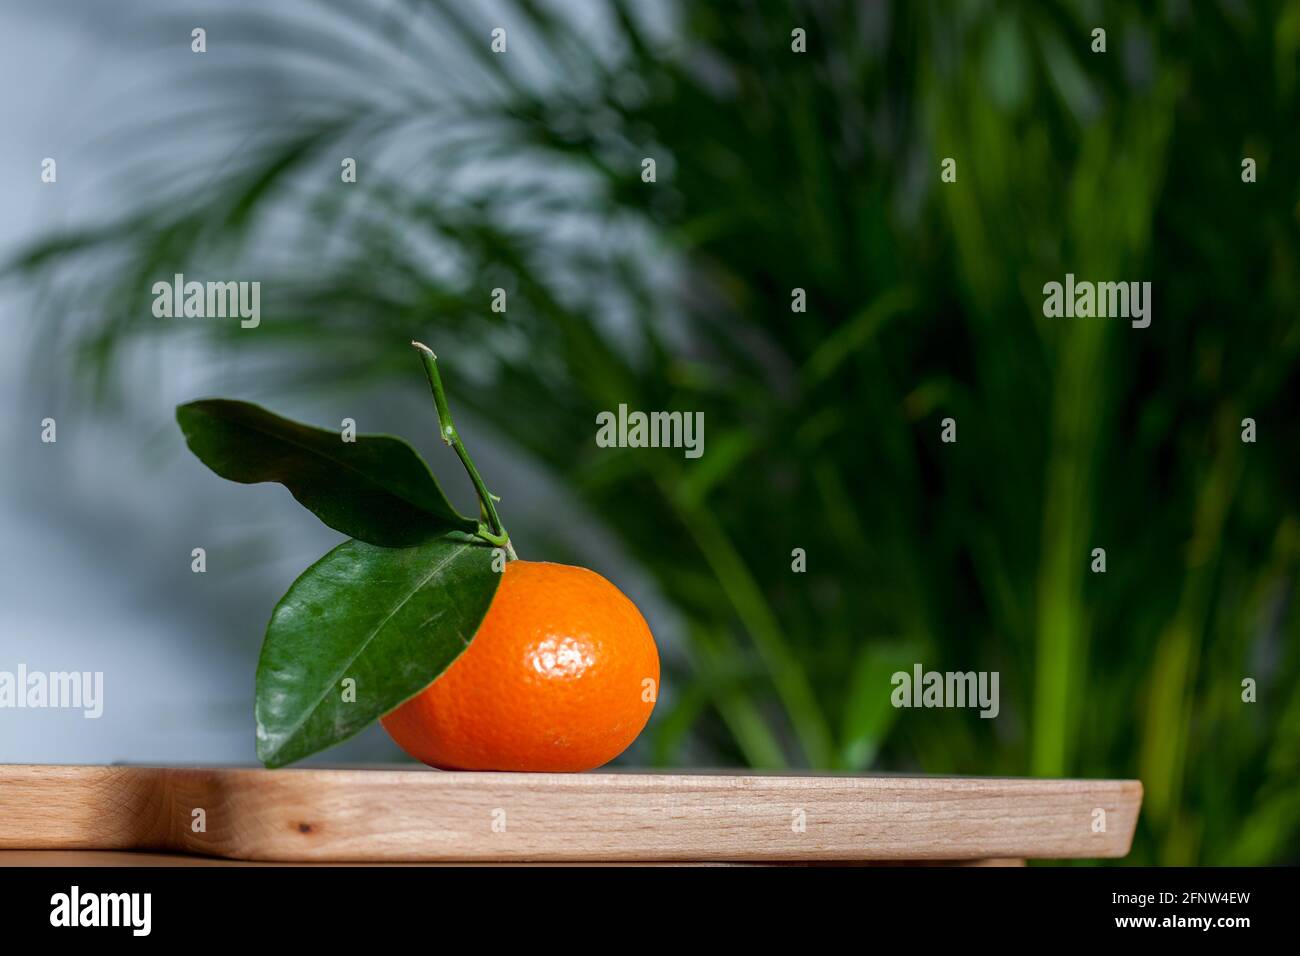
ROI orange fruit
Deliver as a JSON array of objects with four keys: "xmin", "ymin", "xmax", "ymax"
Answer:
[{"xmin": 381, "ymin": 560, "xmax": 660, "ymax": 772}]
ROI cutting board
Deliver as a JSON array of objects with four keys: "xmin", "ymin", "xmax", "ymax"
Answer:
[{"xmin": 0, "ymin": 765, "xmax": 1142, "ymax": 863}]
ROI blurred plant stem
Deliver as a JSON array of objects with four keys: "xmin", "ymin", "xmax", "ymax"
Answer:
[
  {"xmin": 1141, "ymin": 410, "xmax": 1241, "ymax": 863},
  {"xmin": 657, "ymin": 469, "xmax": 836, "ymax": 768}
]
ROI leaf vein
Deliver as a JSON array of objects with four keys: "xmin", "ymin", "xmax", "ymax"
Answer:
[
  {"xmin": 192, "ymin": 405, "xmax": 463, "ymax": 523},
  {"xmin": 270, "ymin": 544, "xmax": 474, "ymax": 755}
]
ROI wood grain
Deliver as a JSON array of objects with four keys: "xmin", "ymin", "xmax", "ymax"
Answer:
[
  {"xmin": 0, "ymin": 850, "xmax": 1027, "ymax": 867},
  {"xmin": 0, "ymin": 765, "xmax": 1141, "ymax": 863}
]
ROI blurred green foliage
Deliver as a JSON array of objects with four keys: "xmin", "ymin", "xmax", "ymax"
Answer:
[{"xmin": 9, "ymin": 0, "xmax": 1300, "ymax": 865}]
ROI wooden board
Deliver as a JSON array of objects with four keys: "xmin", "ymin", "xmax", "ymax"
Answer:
[
  {"xmin": 0, "ymin": 850, "xmax": 1027, "ymax": 867},
  {"xmin": 0, "ymin": 765, "xmax": 1141, "ymax": 863}
]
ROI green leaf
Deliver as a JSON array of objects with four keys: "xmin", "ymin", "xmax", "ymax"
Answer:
[
  {"xmin": 176, "ymin": 399, "xmax": 476, "ymax": 546},
  {"xmin": 255, "ymin": 533, "xmax": 501, "ymax": 768},
  {"xmin": 840, "ymin": 642, "xmax": 918, "ymax": 771}
]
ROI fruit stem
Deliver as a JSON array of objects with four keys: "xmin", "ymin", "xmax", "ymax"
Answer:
[{"xmin": 411, "ymin": 342, "xmax": 517, "ymax": 560}]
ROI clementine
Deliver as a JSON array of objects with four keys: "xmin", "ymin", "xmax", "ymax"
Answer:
[{"xmin": 381, "ymin": 560, "xmax": 660, "ymax": 772}]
